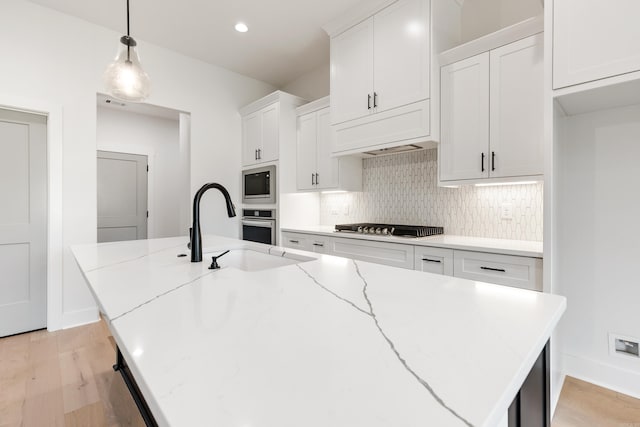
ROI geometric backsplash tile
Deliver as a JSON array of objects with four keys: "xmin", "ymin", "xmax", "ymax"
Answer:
[{"xmin": 320, "ymin": 148, "xmax": 543, "ymax": 241}]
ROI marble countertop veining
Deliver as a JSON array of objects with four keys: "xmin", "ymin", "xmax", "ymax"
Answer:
[
  {"xmin": 281, "ymin": 226, "xmax": 544, "ymax": 258},
  {"xmin": 72, "ymin": 235, "xmax": 564, "ymax": 427}
]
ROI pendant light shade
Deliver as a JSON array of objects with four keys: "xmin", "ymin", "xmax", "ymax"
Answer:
[{"xmin": 104, "ymin": 0, "xmax": 150, "ymax": 102}]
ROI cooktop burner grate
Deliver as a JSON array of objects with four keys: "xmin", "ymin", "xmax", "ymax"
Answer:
[{"xmin": 334, "ymin": 223, "xmax": 444, "ymax": 238}]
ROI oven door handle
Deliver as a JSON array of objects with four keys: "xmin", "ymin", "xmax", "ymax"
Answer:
[{"xmin": 242, "ymin": 219, "xmax": 275, "ymax": 228}]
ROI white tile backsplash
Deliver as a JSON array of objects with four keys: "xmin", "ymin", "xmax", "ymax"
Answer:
[{"xmin": 320, "ymin": 149, "xmax": 543, "ymax": 241}]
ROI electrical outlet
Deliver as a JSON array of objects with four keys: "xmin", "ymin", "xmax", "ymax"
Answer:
[
  {"xmin": 501, "ymin": 203, "xmax": 513, "ymax": 220},
  {"xmin": 609, "ymin": 333, "xmax": 640, "ymax": 359}
]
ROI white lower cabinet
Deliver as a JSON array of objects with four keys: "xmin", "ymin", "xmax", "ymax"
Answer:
[
  {"xmin": 453, "ymin": 250, "xmax": 542, "ymax": 291},
  {"xmin": 414, "ymin": 246, "xmax": 454, "ymax": 276},
  {"xmin": 282, "ymin": 232, "xmax": 329, "ymax": 254},
  {"xmin": 282, "ymin": 231, "xmax": 542, "ymax": 290},
  {"xmin": 329, "ymin": 237, "xmax": 415, "ymax": 270}
]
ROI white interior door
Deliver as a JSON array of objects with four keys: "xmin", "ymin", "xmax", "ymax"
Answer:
[
  {"xmin": 97, "ymin": 151, "xmax": 148, "ymax": 243},
  {"xmin": 0, "ymin": 109, "xmax": 47, "ymax": 337}
]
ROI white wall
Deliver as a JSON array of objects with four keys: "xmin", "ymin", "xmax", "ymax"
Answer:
[
  {"xmin": 96, "ymin": 107, "xmax": 184, "ymax": 239},
  {"xmin": 0, "ymin": 0, "xmax": 275, "ymax": 330},
  {"xmin": 555, "ymin": 104, "xmax": 640, "ymax": 398},
  {"xmin": 461, "ymin": 0, "xmax": 542, "ymax": 43},
  {"xmin": 281, "ymin": 64, "xmax": 330, "ymax": 102}
]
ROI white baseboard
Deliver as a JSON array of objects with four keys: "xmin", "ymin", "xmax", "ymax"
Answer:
[
  {"xmin": 60, "ymin": 306, "xmax": 100, "ymax": 330},
  {"xmin": 562, "ymin": 352, "xmax": 640, "ymax": 399}
]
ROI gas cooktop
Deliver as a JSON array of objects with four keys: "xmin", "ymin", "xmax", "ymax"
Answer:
[{"xmin": 334, "ymin": 223, "xmax": 444, "ymax": 238}]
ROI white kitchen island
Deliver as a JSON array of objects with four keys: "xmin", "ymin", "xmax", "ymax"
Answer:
[{"xmin": 72, "ymin": 235, "xmax": 565, "ymax": 427}]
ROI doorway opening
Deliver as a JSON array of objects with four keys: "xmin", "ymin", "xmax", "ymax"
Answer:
[{"xmin": 96, "ymin": 94, "xmax": 191, "ymax": 243}]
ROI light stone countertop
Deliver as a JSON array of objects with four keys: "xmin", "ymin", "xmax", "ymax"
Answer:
[
  {"xmin": 72, "ymin": 235, "xmax": 564, "ymax": 427},
  {"xmin": 281, "ymin": 226, "xmax": 544, "ymax": 258}
]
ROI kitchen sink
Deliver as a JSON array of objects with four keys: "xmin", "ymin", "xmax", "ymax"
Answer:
[{"xmin": 204, "ymin": 248, "xmax": 314, "ymax": 272}]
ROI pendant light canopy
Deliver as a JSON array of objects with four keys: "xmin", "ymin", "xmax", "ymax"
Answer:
[{"xmin": 104, "ymin": 0, "xmax": 150, "ymax": 102}]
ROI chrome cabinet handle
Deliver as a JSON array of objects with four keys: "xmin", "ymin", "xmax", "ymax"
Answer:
[
  {"xmin": 373, "ymin": 92, "xmax": 378, "ymax": 108},
  {"xmin": 368, "ymin": 94, "xmax": 372, "ymax": 110},
  {"xmin": 481, "ymin": 266, "xmax": 506, "ymax": 273},
  {"xmin": 289, "ymin": 240, "xmax": 299, "ymax": 244},
  {"xmin": 491, "ymin": 151, "xmax": 496, "ymax": 172},
  {"xmin": 481, "ymin": 152, "xmax": 485, "ymax": 172},
  {"xmin": 255, "ymin": 149, "xmax": 257, "ymax": 160},
  {"xmin": 313, "ymin": 243, "xmax": 324, "ymax": 247},
  {"xmin": 315, "ymin": 173, "xmax": 319, "ymax": 185},
  {"xmin": 422, "ymin": 258, "xmax": 442, "ymax": 263},
  {"xmin": 257, "ymin": 148, "xmax": 261, "ymax": 160}
]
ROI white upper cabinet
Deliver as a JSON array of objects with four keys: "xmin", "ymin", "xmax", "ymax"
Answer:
[
  {"xmin": 330, "ymin": 18, "xmax": 375, "ymax": 125},
  {"xmin": 373, "ymin": 0, "xmax": 430, "ymax": 113},
  {"xmin": 439, "ymin": 25, "xmax": 544, "ymax": 184},
  {"xmin": 490, "ymin": 34, "xmax": 544, "ymax": 178},
  {"xmin": 553, "ymin": 0, "xmax": 640, "ymax": 90},
  {"xmin": 315, "ymin": 108, "xmax": 340, "ymax": 189},
  {"xmin": 241, "ymin": 103, "xmax": 280, "ymax": 167},
  {"xmin": 296, "ymin": 113, "xmax": 318, "ymax": 191},
  {"xmin": 296, "ymin": 97, "xmax": 362, "ymax": 192},
  {"xmin": 325, "ymin": 0, "xmax": 461, "ymax": 156},
  {"xmin": 440, "ymin": 53, "xmax": 490, "ymax": 182},
  {"xmin": 240, "ymin": 91, "xmax": 306, "ymax": 168}
]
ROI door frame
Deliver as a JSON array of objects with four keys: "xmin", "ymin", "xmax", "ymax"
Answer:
[{"xmin": 0, "ymin": 94, "xmax": 64, "ymax": 331}]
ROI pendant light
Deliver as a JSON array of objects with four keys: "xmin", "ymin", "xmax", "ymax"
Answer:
[{"xmin": 104, "ymin": 0, "xmax": 150, "ymax": 102}]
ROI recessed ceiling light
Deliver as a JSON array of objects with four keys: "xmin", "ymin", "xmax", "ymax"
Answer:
[{"xmin": 235, "ymin": 22, "xmax": 248, "ymax": 33}]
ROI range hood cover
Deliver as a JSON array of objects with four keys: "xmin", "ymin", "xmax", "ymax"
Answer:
[{"xmin": 363, "ymin": 144, "xmax": 423, "ymax": 156}]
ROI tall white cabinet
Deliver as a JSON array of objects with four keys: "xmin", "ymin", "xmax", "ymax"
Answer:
[
  {"xmin": 324, "ymin": 0, "xmax": 461, "ymax": 156},
  {"xmin": 296, "ymin": 97, "xmax": 362, "ymax": 192},
  {"xmin": 439, "ymin": 19, "xmax": 544, "ymax": 185}
]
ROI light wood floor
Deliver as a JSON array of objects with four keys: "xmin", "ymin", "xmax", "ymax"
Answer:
[{"xmin": 1, "ymin": 321, "xmax": 640, "ymax": 426}]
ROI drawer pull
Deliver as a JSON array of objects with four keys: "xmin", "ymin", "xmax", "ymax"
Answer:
[
  {"xmin": 289, "ymin": 240, "xmax": 299, "ymax": 244},
  {"xmin": 422, "ymin": 258, "xmax": 441, "ymax": 263},
  {"xmin": 481, "ymin": 266, "xmax": 506, "ymax": 273},
  {"xmin": 313, "ymin": 243, "xmax": 324, "ymax": 247}
]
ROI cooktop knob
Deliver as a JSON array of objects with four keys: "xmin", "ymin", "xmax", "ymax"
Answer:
[
  {"xmin": 382, "ymin": 228, "xmax": 389, "ymax": 235},
  {"xmin": 357, "ymin": 226, "xmax": 363, "ymax": 233},
  {"xmin": 375, "ymin": 227, "xmax": 382, "ymax": 234}
]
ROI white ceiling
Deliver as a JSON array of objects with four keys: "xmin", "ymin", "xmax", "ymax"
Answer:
[{"xmin": 26, "ymin": 0, "xmax": 365, "ymax": 87}]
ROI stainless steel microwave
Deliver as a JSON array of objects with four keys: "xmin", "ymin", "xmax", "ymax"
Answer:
[{"xmin": 242, "ymin": 165, "xmax": 276, "ymax": 204}]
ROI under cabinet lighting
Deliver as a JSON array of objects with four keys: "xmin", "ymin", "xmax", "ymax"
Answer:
[
  {"xmin": 235, "ymin": 22, "xmax": 249, "ymax": 33},
  {"xmin": 321, "ymin": 190, "xmax": 348, "ymax": 194},
  {"xmin": 475, "ymin": 181, "xmax": 538, "ymax": 187}
]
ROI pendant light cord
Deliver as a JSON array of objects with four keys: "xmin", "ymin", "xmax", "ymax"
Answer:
[{"xmin": 126, "ymin": 0, "xmax": 131, "ymax": 62}]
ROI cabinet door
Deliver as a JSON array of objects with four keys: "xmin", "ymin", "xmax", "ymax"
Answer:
[
  {"xmin": 296, "ymin": 113, "xmax": 317, "ymax": 191},
  {"xmin": 489, "ymin": 34, "xmax": 544, "ymax": 178},
  {"xmin": 414, "ymin": 246, "xmax": 453, "ymax": 276},
  {"xmin": 260, "ymin": 103, "xmax": 279, "ymax": 163},
  {"xmin": 282, "ymin": 232, "xmax": 314, "ymax": 252},
  {"xmin": 242, "ymin": 112, "xmax": 261, "ymax": 167},
  {"xmin": 330, "ymin": 18, "xmax": 375, "ymax": 125},
  {"xmin": 315, "ymin": 108, "xmax": 339, "ymax": 189},
  {"xmin": 553, "ymin": 0, "xmax": 640, "ymax": 89},
  {"xmin": 440, "ymin": 53, "xmax": 490, "ymax": 182},
  {"xmin": 373, "ymin": 0, "xmax": 430, "ymax": 113},
  {"xmin": 329, "ymin": 237, "xmax": 415, "ymax": 270}
]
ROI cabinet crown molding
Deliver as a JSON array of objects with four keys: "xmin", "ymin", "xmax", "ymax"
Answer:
[
  {"xmin": 296, "ymin": 96, "xmax": 330, "ymax": 116},
  {"xmin": 240, "ymin": 90, "xmax": 307, "ymax": 117},
  {"xmin": 439, "ymin": 15, "xmax": 543, "ymax": 66},
  {"xmin": 322, "ymin": 0, "xmax": 397, "ymax": 38}
]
